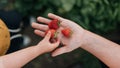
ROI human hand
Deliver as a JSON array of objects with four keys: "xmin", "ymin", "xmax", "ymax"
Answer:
[
  {"xmin": 36, "ymin": 31, "xmax": 60, "ymax": 53},
  {"xmin": 32, "ymin": 13, "xmax": 85, "ymax": 56}
]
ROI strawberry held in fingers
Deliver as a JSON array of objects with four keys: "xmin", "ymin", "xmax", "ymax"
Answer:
[
  {"xmin": 61, "ymin": 28, "xmax": 72, "ymax": 38},
  {"xmin": 45, "ymin": 29, "xmax": 57, "ymax": 39},
  {"xmin": 48, "ymin": 19, "xmax": 60, "ymax": 30}
]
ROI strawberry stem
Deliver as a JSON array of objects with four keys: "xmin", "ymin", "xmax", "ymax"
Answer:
[
  {"xmin": 58, "ymin": 21, "xmax": 61, "ymax": 27},
  {"xmin": 54, "ymin": 31, "xmax": 59, "ymax": 38}
]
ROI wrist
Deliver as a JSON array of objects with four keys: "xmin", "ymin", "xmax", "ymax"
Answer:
[
  {"xmin": 34, "ymin": 45, "xmax": 46, "ymax": 54},
  {"xmin": 80, "ymin": 30, "xmax": 91, "ymax": 48},
  {"xmin": 80, "ymin": 30, "xmax": 96, "ymax": 49}
]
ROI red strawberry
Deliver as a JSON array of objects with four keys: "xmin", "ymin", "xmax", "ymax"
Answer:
[
  {"xmin": 48, "ymin": 19, "xmax": 60, "ymax": 30},
  {"xmin": 61, "ymin": 28, "xmax": 72, "ymax": 38},
  {"xmin": 45, "ymin": 29, "xmax": 57, "ymax": 38}
]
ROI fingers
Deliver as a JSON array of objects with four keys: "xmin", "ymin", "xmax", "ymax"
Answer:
[
  {"xmin": 48, "ymin": 13, "xmax": 69, "ymax": 28},
  {"xmin": 48, "ymin": 13, "xmax": 64, "ymax": 22},
  {"xmin": 44, "ymin": 31, "xmax": 51, "ymax": 41},
  {"xmin": 51, "ymin": 39, "xmax": 60, "ymax": 49},
  {"xmin": 34, "ymin": 30, "xmax": 45, "ymax": 37},
  {"xmin": 37, "ymin": 17, "xmax": 51, "ymax": 24},
  {"xmin": 52, "ymin": 47, "xmax": 67, "ymax": 57},
  {"xmin": 32, "ymin": 22, "xmax": 48, "ymax": 31}
]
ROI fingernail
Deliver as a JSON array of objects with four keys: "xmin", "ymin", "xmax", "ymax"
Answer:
[
  {"xmin": 48, "ymin": 31, "xmax": 51, "ymax": 34},
  {"xmin": 47, "ymin": 31, "xmax": 51, "ymax": 35},
  {"xmin": 37, "ymin": 17, "xmax": 40, "ymax": 20},
  {"xmin": 48, "ymin": 13, "xmax": 52, "ymax": 15}
]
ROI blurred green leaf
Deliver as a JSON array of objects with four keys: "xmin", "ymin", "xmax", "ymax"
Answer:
[
  {"xmin": 60, "ymin": 0, "xmax": 76, "ymax": 12},
  {"xmin": 103, "ymin": 0, "xmax": 109, "ymax": 5},
  {"xmin": 76, "ymin": 0, "xmax": 82, "ymax": 7}
]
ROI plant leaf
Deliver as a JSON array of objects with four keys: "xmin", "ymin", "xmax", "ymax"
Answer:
[{"xmin": 60, "ymin": 0, "xmax": 76, "ymax": 12}]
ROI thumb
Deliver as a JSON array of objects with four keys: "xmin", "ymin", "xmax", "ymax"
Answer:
[
  {"xmin": 44, "ymin": 31, "xmax": 51, "ymax": 41},
  {"xmin": 52, "ymin": 39, "xmax": 60, "ymax": 48},
  {"xmin": 51, "ymin": 47, "xmax": 67, "ymax": 57}
]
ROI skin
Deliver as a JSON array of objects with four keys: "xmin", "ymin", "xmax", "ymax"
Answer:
[
  {"xmin": 32, "ymin": 13, "xmax": 120, "ymax": 68},
  {"xmin": 0, "ymin": 31, "xmax": 60, "ymax": 68}
]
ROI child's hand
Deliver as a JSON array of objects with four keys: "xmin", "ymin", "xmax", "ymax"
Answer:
[
  {"xmin": 37, "ymin": 31, "xmax": 60, "ymax": 53},
  {"xmin": 32, "ymin": 13, "xmax": 85, "ymax": 56}
]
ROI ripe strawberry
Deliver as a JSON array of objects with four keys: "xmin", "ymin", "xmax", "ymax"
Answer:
[
  {"xmin": 48, "ymin": 19, "xmax": 60, "ymax": 30},
  {"xmin": 45, "ymin": 29, "xmax": 57, "ymax": 38},
  {"xmin": 61, "ymin": 28, "xmax": 72, "ymax": 38}
]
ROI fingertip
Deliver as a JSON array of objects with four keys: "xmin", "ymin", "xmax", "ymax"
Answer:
[
  {"xmin": 51, "ymin": 50, "xmax": 61, "ymax": 57},
  {"xmin": 34, "ymin": 30, "xmax": 38, "ymax": 34},
  {"xmin": 47, "ymin": 31, "xmax": 51, "ymax": 35},
  {"xmin": 52, "ymin": 50, "xmax": 59, "ymax": 57},
  {"xmin": 53, "ymin": 39, "xmax": 60, "ymax": 47},
  {"xmin": 34, "ymin": 30, "xmax": 39, "ymax": 36},
  {"xmin": 44, "ymin": 31, "xmax": 51, "ymax": 40},
  {"xmin": 31, "ymin": 22, "xmax": 36, "ymax": 27},
  {"xmin": 51, "ymin": 47, "xmax": 66, "ymax": 57},
  {"xmin": 51, "ymin": 53, "xmax": 57, "ymax": 57},
  {"xmin": 34, "ymin": 30, "xmax": 45, "ymax": 37},
  {"xmin": 37, "ymin": 17, "xmax": 40, "ymax": 21},
  {"xmin": 48, "ymin": 13, "xmax": 52, "ymax": 16},
  {"xmin": 48, "ymin": 13, "xmax": 56, "ymax": 18}
]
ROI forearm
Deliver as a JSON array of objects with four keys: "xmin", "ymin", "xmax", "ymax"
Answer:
[
  {"xmin": 0, "ymin": 45, "xmax": 44, "ymax": 68},
  {"xmin": 81, "ymin": 30, "xmax": 120, "ymax": 68}
]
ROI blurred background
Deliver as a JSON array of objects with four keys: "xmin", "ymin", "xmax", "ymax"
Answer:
[{"xmin": 0, "ymin": 0, "xmax": 120, "ymax": 68}]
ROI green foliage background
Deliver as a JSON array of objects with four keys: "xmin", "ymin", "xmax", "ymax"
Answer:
[{"xmin": 14, "ymin": 0, "xmax": 120, "ymax": 34}]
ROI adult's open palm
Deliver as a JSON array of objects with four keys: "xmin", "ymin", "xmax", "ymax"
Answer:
[{"xmin": 32, "ymin": 13, "xmax": 85, "ymax": 56}]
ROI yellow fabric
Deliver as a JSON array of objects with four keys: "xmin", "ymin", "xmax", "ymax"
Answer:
[{"xmin": 0, "ymin": 19, "xmax": 10, "ymax": 56}]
